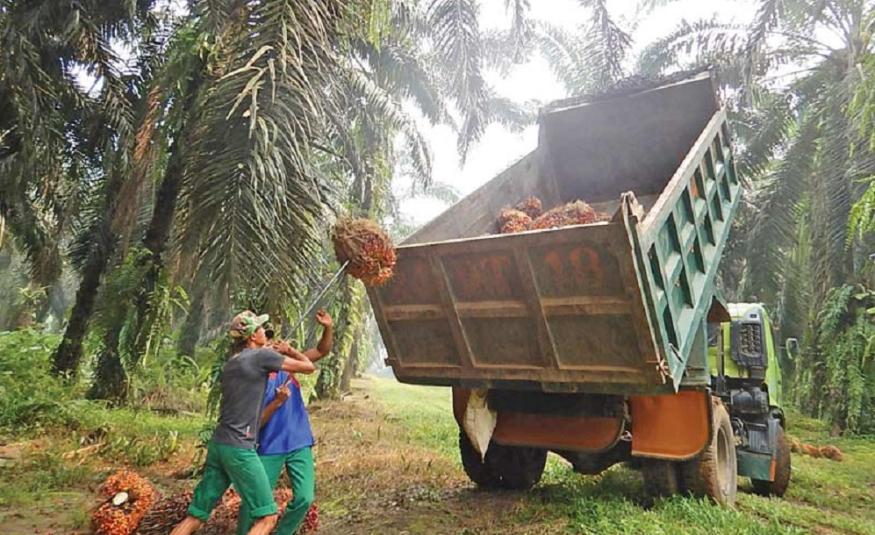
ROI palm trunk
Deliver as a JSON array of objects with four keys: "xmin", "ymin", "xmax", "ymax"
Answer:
[
  {"xmin": 339, "ymin": 336, "xmax": 358, "ymax": 393},
  {"xmin": 177, "ymin": 286, "xmax": 206, "ymax": 356},
  {"xmin": 87, "ymin": 326, "xmax": 128, "ymax": 403},
  {"xmin": 128, "ymin": 143, "xmax": 187, "ymax": 358},
  {"xmin": 52, "ymin": 262, "xmax": 105, "ymax": 373},
  {"xmin": 52, "ymin": 176, "xmax": 122, "ymax": 375},
  {"xmin": 90, "ymin": 71, "xmax": 203, "ymax": 399}
]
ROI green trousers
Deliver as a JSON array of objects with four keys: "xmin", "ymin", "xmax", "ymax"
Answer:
[
  {"xmin": 188, "ymin": 440, "xmax": 278, "ymax": 522},
  {"xmin": 237, "ymin": 447, "xmax": 315, "ymax": 535}
]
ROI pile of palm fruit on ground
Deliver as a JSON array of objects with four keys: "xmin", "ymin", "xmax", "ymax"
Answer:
[
  {"xmin": 91, "ymin": 470, "xmax": 319, "ymax": 534},
  {"xmin": 496, "ymin": 196, "xmax": 610, "ymax": 234},
  {"xmin": 92, "ymin": 470, "xmax": 157, "ymax": 535}
]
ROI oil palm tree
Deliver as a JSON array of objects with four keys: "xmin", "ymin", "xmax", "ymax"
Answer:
[
  {"xmin": 634, "ymin": 0, "xmax": 875, "ymax": 429},
  {"xmin": 0, "ymin": 0, "xmax": 161, "ymax": 373},
  {"xmin": 86, "ymin": 0, "xmax": 350, "ymax": 401}
]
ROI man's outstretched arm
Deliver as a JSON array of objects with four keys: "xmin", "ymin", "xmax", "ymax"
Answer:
[
  {"xmin": 279, "ymin": 351, "xmax": 315, "ymax": 374},
  {"xmin": 303, "ymin": 310, "xmax": 333, "ymax": 363}
]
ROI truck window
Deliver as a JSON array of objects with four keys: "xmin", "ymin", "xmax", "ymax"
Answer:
[{"xmin": 707, "ymin": 323, "xmax": 720, "ymax": 347}]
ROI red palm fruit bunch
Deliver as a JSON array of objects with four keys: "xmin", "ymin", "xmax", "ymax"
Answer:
[
  {"xmin": 332, "ymin": 217, "xmax": 397, "ymax": 286},
  {"xmin": 301, "ymin": 503, "xmax": 320, "ymax": 533},
  {"xmin": 514, "ymin": 196, "xmax": 543, "ymax": 219},
  {"xmin": 497, "ymin": 208, "xmax": 532, "ymax": 234},
  {"xmin": 92, "ymin": 470, "xmax": 158, "ymax": 535},
  {"xmin": 530, "ymin": 200, "xmax": 598, "ymax": 230},
  {"xmin": 135, "ymin": 490, "xmax": 192, "ymax": 534}
]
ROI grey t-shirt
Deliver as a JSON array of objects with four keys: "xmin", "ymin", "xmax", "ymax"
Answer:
[{"xmin": 212, "ymin": 347, "xmax": 285, "ymax": 448}]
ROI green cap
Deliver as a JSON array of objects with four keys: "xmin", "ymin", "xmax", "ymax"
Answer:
[{"xmin": 229, "ymin": 310, "xmax": 269, "ymax": 339}]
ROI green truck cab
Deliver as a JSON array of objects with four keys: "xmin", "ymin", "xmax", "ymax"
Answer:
[{"xmin": 708, "ymin": 302, "xmax": 790, "ymax": 496}]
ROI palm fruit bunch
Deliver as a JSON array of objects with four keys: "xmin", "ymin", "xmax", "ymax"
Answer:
[
  {"xmin": 332, "ymin": 217, "xmax": 397, "ymax": 286},
  {"xmin": 300, "ymin": 503, "xmax": 320, "ymax": 533},
  {"xmin": 530, "ymin": 200, "xmax": 597, "ymax": 230},
  {"xmin": 514, "ymin": 196, "xmax": 543, "ymax": 219},
  {"xmin": 92, "ymin": 470, "xmax": 158, "ymax": 535},
  {"xmin": 497, "ymin": 208, "xmax": 532, "ymax": 234},
  {"xmin": 135, "ymin": 490, "xmax": 192, "ymax": 534}
]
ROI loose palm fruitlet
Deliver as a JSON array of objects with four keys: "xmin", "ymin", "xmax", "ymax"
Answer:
[
  {"xmin": 301, "ymin": 503, "xmax": 320, "ymax": 533},
  {"xmin": 514, "ymin": 196, "xmax": 543, "ymax": 219},
  {"xmin": 530, "ymin": 200, "xmax": 598, "ymax": 230},
  {"xmin": 498, "ymin": 208, "xmax": 532, "ymax": 234},
  {"xmin": 332, "ymin": 217, "xmax": 397, "ymax": 286},
  {"xmin": 92, "ymin": 470, "xmax": 158, "ymax": 535}
]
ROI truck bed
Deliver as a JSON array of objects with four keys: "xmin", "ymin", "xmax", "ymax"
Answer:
[{"xmin": 369, "ymin": 72, "xmax": 740, "ymax": 395}]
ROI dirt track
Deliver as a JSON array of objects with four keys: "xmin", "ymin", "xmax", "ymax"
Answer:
[{"xmin": 311, "ymin": 381, "xmax": 559, "ymax": 534}]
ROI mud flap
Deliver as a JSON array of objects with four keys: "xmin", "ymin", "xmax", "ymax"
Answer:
[{"xmin": 462, "ymin": 389, "xmax": 497, "ymax": 460}]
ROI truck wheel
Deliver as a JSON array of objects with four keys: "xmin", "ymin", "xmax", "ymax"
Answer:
[
  {"xmin": 641, "ymin": 460, "xmax": 680, "ymax": 498},
  {"xmin": 751, "ymin": 426, "xmax": 791, "ymax": 497},
  {"xmin": 459, "ymin": 431, "xmax": 501, "ymax": 488},
  {"xmin": 487, "ymin": 442, "xmax": 548, "ymax": 490},
  {"xmin": 679, "ymin": 399, "xmax": 737, "ymax": 506}
]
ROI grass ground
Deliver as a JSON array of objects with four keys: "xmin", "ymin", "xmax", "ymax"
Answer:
[
  {"xmin": 1, "ymin": 375, "xmax": 873, "ymax": 534},
  {"xmin": 346, "ymin": 377, "xmax": 875, "ymax": 535}
]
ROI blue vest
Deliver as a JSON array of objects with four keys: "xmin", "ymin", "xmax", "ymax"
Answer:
[{"xmin": 257, "ymin": 371, "xmax": 314, "ymax": 455}]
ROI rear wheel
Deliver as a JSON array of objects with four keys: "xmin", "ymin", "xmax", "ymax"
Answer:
[
  {"xmin": 458, "ymin": 431, "xmax": 547, "ymax": 490},
  {"xmin": 487, "ymin": 441, "xmax": 547, "ymax": 490},
  {"xmin": 751, "ymin": 426, "xmax": 791, "ymax": 497},
  {"xmin": 641, "ymin": 460, "xmax": 680, "ymax": 498},
  {"xmin": 459, "ymin": 431, "xmax": 501, "ymax": 488},
  {"xmin": 679, "ymin": 399, "xmax": 737, "ymax": 506}
]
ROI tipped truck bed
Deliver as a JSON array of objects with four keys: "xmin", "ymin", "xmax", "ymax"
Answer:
[{"xmin": 369, "ymin": 72, "xmax": 741, "ymax": 395}]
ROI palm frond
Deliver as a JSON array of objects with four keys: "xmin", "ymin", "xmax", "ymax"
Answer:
[
  {"xmin": 484, "ymin": 92, "xmax": 535, "ymax": 132},
  {"xmin": 577, "ymin": 0, "xmax": 632, "ymax": 86},
  {"xmin": 733, "ymin": 89, "xmax": 794, "ymax": 179},
  {"xmin": 741, "ymin": 111, "xmax": 819, "ymax": 302},
  {"xmin": 505, "ymin": 0, "xmax": 531, "ymax": 63},
  {"xmin": 533, "ymin": 22, "xmax": 591, "ymax": 94},
  {"xmin": 409, "ymin": 180, "xmax": 461, "ymax": 204},
  {"xmin": 427, "ymin": 0, "xmax": 487, "ymax": 161},
  {"xmin": 636, "ymin": 0, "xmax": 683, "ymax": 13},
  {"xmin": 636, "ymin": 18, "xmax": 745, "ymax": 77},
  {"xmin": 359, "ymin": 39, "xmax": 452, "ymax": 126},
  {"xmin": 172, "ymin": 0, "xmax": 347, "ymax": 307},
  {"xmin": 810, "ymin": 93, "xmax": 853, "ymax": 298}
]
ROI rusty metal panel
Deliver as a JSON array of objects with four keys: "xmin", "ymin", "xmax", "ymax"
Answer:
[{"xmin": 371, "ymin": 222, "xmax": 669, "ymax": 394}]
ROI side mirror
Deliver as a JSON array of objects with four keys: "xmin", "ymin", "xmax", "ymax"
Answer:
[{"xmin": 785, "ymin": 338, "xmax": 799, "ymax": 360}]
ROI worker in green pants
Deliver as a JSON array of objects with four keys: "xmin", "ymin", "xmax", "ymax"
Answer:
[
  {"xmin": 171, "ymin": 310, "xmax": 317, "ymax": 535},
  {"xmin": 238, "ymin": 310, "xmax": 333, "ymax": 534}
]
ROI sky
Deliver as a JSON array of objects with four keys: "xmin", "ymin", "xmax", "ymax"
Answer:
[{"xmin": 399, "ymin": 0, "xmax": 756, "ymax": 226}]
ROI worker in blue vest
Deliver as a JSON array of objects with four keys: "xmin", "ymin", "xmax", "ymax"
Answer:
[{"xmin": 237, "ymin": 310, "xmax": 333, "ymax": 535}]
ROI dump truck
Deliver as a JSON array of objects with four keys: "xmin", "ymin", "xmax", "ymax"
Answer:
[{"xmin": 367, "ymin": 71, "xmax": 791, "ymax": 505}]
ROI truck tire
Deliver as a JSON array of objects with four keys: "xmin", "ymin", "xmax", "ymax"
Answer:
[
  {"xmin": 641, "ymin": 460, "xmax": 680, "ymax": 498},
  {"xmin": 751, "ymin": 426, "xmax": 791, "ymax": 497},
  {"xmin": 679, "ymin": 399, "xmax": 737, "ymax": 506},
  {"xmin": 459, "ymin": 431, "xmax": 501, "ymax": 488},
  {"xmin": 488, "ymin": 442, "xmax": 548, "ymax": 490}
]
